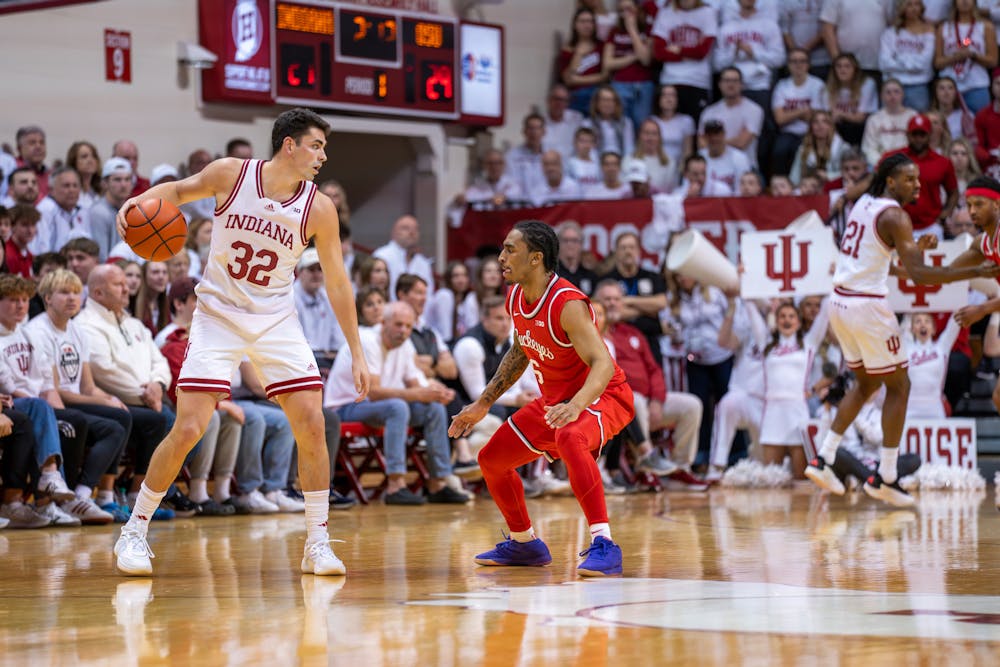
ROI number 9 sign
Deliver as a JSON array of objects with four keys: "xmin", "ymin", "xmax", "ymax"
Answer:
[{"xmin": 104, "ymin": 29, "xmax": 132, "ymax": 83}]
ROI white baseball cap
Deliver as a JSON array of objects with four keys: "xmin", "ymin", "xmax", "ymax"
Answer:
[
  {"xmin": 297, "ymin": 247, "xmax": 321, "ymax": 271},
  {"xmin": 150, "ymin": 163, "xmax": 179, "ymax": 185},
  {"xmin": 102, "ymin": 156, "xmax": 132, "ymax": 178},
  {"xmin": 623, "ymin": 159, "xmax": 649, "ymax": 184}
]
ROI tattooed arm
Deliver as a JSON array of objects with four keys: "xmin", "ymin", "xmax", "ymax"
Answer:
[{"xmin": 448, "ymin": 338, "xmax": 530, "ymax": 438}]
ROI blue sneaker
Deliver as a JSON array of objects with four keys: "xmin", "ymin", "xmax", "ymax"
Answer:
[
  {"xmin": 474, "ymin": 536, "xmax": 552, "ymax": 566},
  {"xmin": 151, "ymin": 507, "xmax": 175, "ymax": 521},
  {"xmin": 577, "ymin": 536, "xmax": 623, "ymax": 577},
  {"xmin": 100, "ymin": 502, "xmax": 131, "ymax": 523}
]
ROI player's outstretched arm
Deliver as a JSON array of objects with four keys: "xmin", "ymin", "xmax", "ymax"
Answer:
[
  {"xmin": 311, "ymin": 195, "xmax": 370, "ymax": 400},
  {"xmin": 115, "ymin": 158, "xmax": 243, "ymax": 240},
  {"xmin": 884, "ymin": 208, "xmax": 1000, "ymax": 284},
  {"xmin": 544, "ymin": 300, "xmax": 615, "ymax": 429},
  {"xmin": 448, "ymin": 339, "xmax": 529, "ymax": 438}
]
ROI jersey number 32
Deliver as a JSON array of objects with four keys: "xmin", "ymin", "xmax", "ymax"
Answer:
[{"xmin": 227, "ymin": 241, "xmax": 278, "ymax": 287}]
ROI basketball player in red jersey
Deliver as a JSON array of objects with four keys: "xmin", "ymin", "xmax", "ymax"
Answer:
[
  {"xmin": 111, "ymin": 109, "xmax": 370, "ymax": 576},
  {"xmin": 806, "ymin": 156, "xmax": 998, "ymax": 507},
  {"xmin": 948, "ymin": 176, "xmax": 1000, "ymax": 327},
  {"xmin": 449, "ymin": 221, "xmax": 634, "ymax": 577}
]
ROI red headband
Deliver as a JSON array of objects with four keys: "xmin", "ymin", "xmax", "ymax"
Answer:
[{"xmin": 965, "ymin": 187, "xmax": 1000, "ymax": 201}]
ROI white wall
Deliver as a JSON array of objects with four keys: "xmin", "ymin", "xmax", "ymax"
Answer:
[{"xmin": 0, "ymin": 0, "xmax": 574, "ymax": 263}]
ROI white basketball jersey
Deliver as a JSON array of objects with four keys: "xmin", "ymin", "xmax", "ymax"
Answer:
[
  {"xmin": 198, "ymin": 159, "xmax": 316, "ymax": 334},
  {"xmin": 832, "ymin": 194, "xmax": 897, "ymax": 296}
]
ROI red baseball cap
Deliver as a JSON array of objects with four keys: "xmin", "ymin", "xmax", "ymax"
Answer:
[{"xmin": 907, "ymin": 114, "xmax": 931, "ymax": 133}]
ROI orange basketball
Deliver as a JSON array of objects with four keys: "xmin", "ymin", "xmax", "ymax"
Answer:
[{"xmin": 123, "ymin": 199, "xmax": 188, "ymax": 262}]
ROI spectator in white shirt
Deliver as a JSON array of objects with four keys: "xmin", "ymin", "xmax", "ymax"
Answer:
[
  {"xmin": 294, "ymin": 247, "xmax": 346, "ymax": 373},
  {"xmin": 678, "ymin": 154, "xmax": 734, "ymax": 197},
  {"xmin": 698, "ymin": 67, "xmax": 766, "ymax": 168},
  {"xmin": 699, "ymin": 120, "xmax": 751, "ymax": 194},
  {"xmin": 820, "ymin": 0, "xmax": 894, "ymax": 73},
  {"xmin": 566, "ymin": 127, "xmax": 602, "ymax": 189},
  {"xmin": 714, "ymin": 0, "xmax": 786, "ymax": 114},
  {"xmin": 652, "ymin": 84, "xmax": 696, "ymax": 167},
  {"xmin": 780, "ymin": 0, "xmax": 831, "ymax": 79},
  {"xmin": 627, "ymin": 118, "xmax": 679, "ymax": 193},
  {"xmin": 824, "ymin": 53, "xmax": 879, "ymax": 145},
  {"xmin": 31, "ymin": 167, "xmax": 90, "ymax": 255},
  {"xmin": 543, "ymin": 84, "xmax": 585, "ymax": 161},
  {"xmin": 373, "ymin": 215, "xmax": 435, "ymax": 298},
  {"xmin": 88, "ymin": 157, "xmax": 134, "ymax": 261},
  {"xmin": 461, "ymin": 149, "xmax": 524, "ymax": 207},
  {"xmin": 583, "ymin": 85, "xmax": 637, "ymax": 159},
  {"xmin": 771, "ymin": 47, "xmax": 828, "ymax": 175},
  {"xmin": 504, "ymin": 113, "xmax": 547, "ymax": 196},
  {"xmin": 651, "ymin": 0, "xmax": 719, "ymax": 119},
  {"xmin": 583, "ymin": 151, "xmax": 634, "ymax": 199},
  {"xmin": 324, "ymin": 302, "xmax": 470, "ymax": 505},
  {"xmin": 861, "ymin": 78, "xmax": 917, "ymax": 166},
  {"xmin": 879, "ymin": 0, "xmax": 935, "ymax": 111},
  {"xmin": 530, "ymin": 150, "xmax": 583, "ymax": 206}
]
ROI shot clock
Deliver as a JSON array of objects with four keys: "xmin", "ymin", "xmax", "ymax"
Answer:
[{"xmin": 199, "ymin": 0, "xmax": 503, "ymax": 125}]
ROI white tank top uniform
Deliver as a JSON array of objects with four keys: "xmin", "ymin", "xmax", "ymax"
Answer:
[
  {"xmin": 760, "ymin": 298, "xmax": 830, "ymax": 446},
  {"xmin": 829, "ymin": 193, "xmax": 909, "ymax": 375},
  {"xmin": 177, "ymin": 159, "xmax": 324, "ymax": 399},
  {"xmin": 906, "ymin": 317, "xmax": 961, "ymax": 419}
]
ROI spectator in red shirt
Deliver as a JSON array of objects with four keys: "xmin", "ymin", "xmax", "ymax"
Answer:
[
  {"xmin": 974, "ymin": 68, "xmax": 1000, "ymax": 179},
  {"xmin": 14, "ymin": 126, "xmax": 48, "ymax": 202},
  {"xmin": 884, "ymin": 113, "xmax": 958, "ymax": 239},
  {"xmin": 4, "ymin": 205, "xmax": 39, "ymax": 278},
  {"xmin": 559, "ymin": 8, "xmax": 607, "ymax": 115},
  {"xmin": 111, "ymin": 139, "xmax": 151, "ymax": 197}
]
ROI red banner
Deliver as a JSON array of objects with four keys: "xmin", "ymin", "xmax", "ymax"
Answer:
[
  {"xmin": 449, "ymin": 195, "xmax": 830, "ymax": 263},
  {"xmin": 104, "ymin": 29, "xmax": 132, "ymax": 84},
  {"xmin": 199, "ymin": 0, "xmax": 272, "ymax": 105}
]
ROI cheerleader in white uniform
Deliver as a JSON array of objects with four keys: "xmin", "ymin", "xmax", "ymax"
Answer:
[
  {"xmin": 905, "ymin": 312, "xmax": 961, "ymax": 419},
  {"xmin": 707, "ymin": 297, "xmax": 768, "ymax": 481},
  {"xmin": 760, "ymin": 298, "xmax": 829, "ymax": 478}
]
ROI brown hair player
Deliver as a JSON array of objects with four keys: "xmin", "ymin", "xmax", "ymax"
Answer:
[
  {"xmin": 111, "ymin": 108, "xmax": 370, "ymax": 577},
  {"xmin": 805, "ymin": 157, "xmax": 1000, "ymax": 507},
  {"xmin": 449, "ymin": 220, "xmax": 635, "ymax": 577}
]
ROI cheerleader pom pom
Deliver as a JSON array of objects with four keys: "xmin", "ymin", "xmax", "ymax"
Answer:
[
  {"xmin": 899, "ymin": 463, "xmax": 985, "ymax": 492},
  {"xmin": 720, "ymin": 459, "xmax": 792, "ymax": 488}
]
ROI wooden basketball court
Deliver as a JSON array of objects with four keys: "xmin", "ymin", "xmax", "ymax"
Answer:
[{"xmin": 1, "ymin": 486, "xmax": 999, "ymax": 665}]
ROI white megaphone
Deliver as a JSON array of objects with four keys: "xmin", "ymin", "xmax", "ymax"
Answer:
[{"xmin": 666, "ymin": 229, "xmax": 739, "ymax": 292}]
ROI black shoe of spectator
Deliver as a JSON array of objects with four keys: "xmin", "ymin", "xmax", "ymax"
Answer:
[
  {"xmin": 222, "ymin": 498, "xmax": 252, "ymax": 515},
  {"xmin": 285, "ymin": 487, "xmax": 305, "ymax": 501},
  {"xmin": 384, "ymin": 487, "xmax": 426, "ymax": 505},
  {"xmin": 163, "ymin": 490, "xmax": 200, "ymax": 517},
  {"xmin": 329, "ymin": 490, "xmax": 358, "ymax": 510},
  {"xmin": 427, "ymin": 485, "xmax": 471, "ymax": 504},
  {"xmin": 198, "ymin": 499, "xmax": 236, "ymax": 516}
]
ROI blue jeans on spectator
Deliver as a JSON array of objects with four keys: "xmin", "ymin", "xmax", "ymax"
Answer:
[
  {"xmin": 337, "ymin": 399, "xmax": 453, "ymax": 478},
  {"xmin": 903, "ymin": 84, "xmax": 930, "ymax": 112},
  {"xmin": 234, "ymin": 400, "xmax": 293, "ymax": 494},
  {"xmin": 612, "ymin": 80, "xmax": 656, "ymax": 135},
  {"xmin": 569, "ymin": 85, "xmax": 598, "ymax": 115},
  {"xmin": 13, "ymin": 397, "xmax": 63, "ymax": 472},
  {"xmin": 962, "ymin": 87, "xmax": 991, "ymax": 115}
]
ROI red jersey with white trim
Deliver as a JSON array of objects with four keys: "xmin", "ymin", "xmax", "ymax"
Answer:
[
  {"xmin": 833, "ymin": 193, "xmax": 898, "ymax": 296},
  {"xmin": 506, "ymin": 274, "xmax": 627, "ymax": 404},
  {"xmin": 199, "ymin": 159, "xmax": 317, "ymax": 335},
  {"xmin": 979, "ymin": 227, "xmax": 1000, "ymax": 283}
]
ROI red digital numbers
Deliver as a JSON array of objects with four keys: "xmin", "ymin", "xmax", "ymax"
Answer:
[
  {"xmin": 227, "ymin": 241, "xmax": 278, "ymax": 287},
  {"xmin": 423, "ymin": 63, "xmax": 453, "ymax": 101}
]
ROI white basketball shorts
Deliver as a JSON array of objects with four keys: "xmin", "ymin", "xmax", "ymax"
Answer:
[
  {"xmin": 176, "ymin": 308, "xmax": 322, "ymax": 399},
  {"xmin": 829, "ymin": 292, "xmax": 908, "ymax": 375}
]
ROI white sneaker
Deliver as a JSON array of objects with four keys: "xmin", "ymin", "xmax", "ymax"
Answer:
[
  {"xmin": 114, "ymin": 526, "xmax": 155, "ymax": 576},
  {"xmin": 704, "ymin": 466, "xmax": 725, "ymax": 483},
  {"xmin": 233, "ymin": 490, "xmax": 279, "ymax": 514},
  {"xmin": 38, "ymin": 501, "xmax": 82, "ymax": 527},
  {"xmin": 804, "ymin": 456, "xmax": 846, "ymax": 496},
  {"xmin": 60, "ymin": 498, "xmax": 114, "ymax": 525},
  {"xmin": 0, "ymin": 516, "xmax": 8, "ymax": 529},
  {"xmin": 39, "ymin": 471, "xmax": 76, "ymax": 501},
  {"xmin": 0, "ymin": 502, "xmax": 51, "ymax": 529},
  {"xmin": 539, "ymin": 470, "xmax": 573, "ymax": 497},
  {"xmin": 301, "ymin": 539, "xmax": 346, "ymax": 576},
  {"xmin": 266, "ymin": 490, "xmax": 305, "ymax": 513}
]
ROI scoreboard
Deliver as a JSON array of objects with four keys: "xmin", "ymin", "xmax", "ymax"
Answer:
[{"xmin": 198, "ymin": 0, "xmax": 504, "ymax": 125}]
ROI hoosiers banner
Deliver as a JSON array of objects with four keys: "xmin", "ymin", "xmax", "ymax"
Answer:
[
  {"xmin": 449, "ymin": 195, "xmax": 830, "ymax": 263},
  {"xmin": 739, "ymin": 228, "xmax": 835, "ymax": 299},
  {"xmin": 804, "ymin": 418, "xmax": 977, "ymax": 469},
  {"xmin": 886, "ymin": 237, "xmax": 972, "ymax": 312}
]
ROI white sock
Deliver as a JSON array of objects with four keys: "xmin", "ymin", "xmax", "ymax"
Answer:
[
  {"xmin": 126, "ymin": 483, "xmax": 167, "ymax": 535},
  {"xmin": 819, "ymin": 431, "xmax": 843, "ymax": 463},
  {"xmin": 96, "ymin": 490, "xmax": 115, "ymax": 506},
  {"xmin": 510, "ymin": 528, "xmax": 536, "ymax": 543},
  {"xmin": 188, "ymin": 479, "xmax": 209, "ymax": 504},
  {"xmin": 214, "ymin": 476, "xmax": 231, "ymax": 502},
  {"xmin": 589, "ymin": 523, "xmax": 612, "ymax": 541},
  {"xmin": 878, "ymin": 447, "xmax": 899, "ymax": 484},
  {"xmin": 303, "ymin": 490, "xmax": 330, "ymax": 543},
  {"xmin": 74, "ymin": 485, "xmax": 92, "ymax": 501}
]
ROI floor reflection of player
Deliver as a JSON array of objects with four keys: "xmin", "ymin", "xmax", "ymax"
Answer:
[
  {"xmin": 449, "ymin": 221, "xmax": 635, "ymax": 577},
  {"xmin": 805, "ymin": 155, "xmax": 999, "ymax": 507}
]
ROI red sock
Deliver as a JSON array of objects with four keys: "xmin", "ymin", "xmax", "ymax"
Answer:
[
  {"xmin": 556, "ymin": 430, "xmax": 608, "ymax": 526},
  {"xmin": 477, "ymin": 422, "xmax": 542, "ymax": 533}
]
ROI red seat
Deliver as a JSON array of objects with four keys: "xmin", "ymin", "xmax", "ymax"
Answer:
[{"xmin": 335, "ymin": 422, "xmax": 429, "ymax": 504}]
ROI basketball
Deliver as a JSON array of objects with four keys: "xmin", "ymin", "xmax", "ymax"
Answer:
[{"xmin": 123, "ymin": 199, "xmax": 188, "ymax": 261}]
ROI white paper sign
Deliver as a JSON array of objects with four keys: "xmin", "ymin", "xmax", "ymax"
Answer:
[
  {"xmin": 740, "ymin": 228, "xmax": 835, "ymax": 299},
  {"xmin": 804, "ymin": 418, "xmax": 977, "ymax": 469},
  {"xmin": 886, "ymin": 238, "xmax": 970, "ymax": 312}
]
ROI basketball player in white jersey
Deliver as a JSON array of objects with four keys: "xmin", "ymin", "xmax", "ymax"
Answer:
[
  {"xmin": 111, "ymin": 109, "xmax": 370, "ymax": 576},
  {"xmin": 805, "ymin": 154, "xmax": 999, "ymax": 506}
]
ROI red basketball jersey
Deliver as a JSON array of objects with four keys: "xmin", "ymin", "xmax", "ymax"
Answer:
[
  {"xmin": 980, "ymin": 227, "xmax": 1000, "ymax": 282},
  {"xmin": 507, "ymin": 274, "xmax": 627, "ymax": 404}
]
